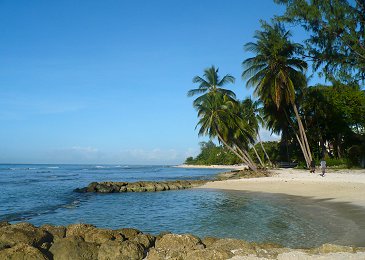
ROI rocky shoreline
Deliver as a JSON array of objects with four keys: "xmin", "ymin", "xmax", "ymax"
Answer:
[
  {"xmin": 74, "ymin": 180, "xmax": 209, "ymax": 193},
  {"xmin": 74, "ymin": 170, "xmax": 271, "ymax": 194},
  {"xmin": 0, "ymin": 222, "xmax": 364, "ymax": 260}
]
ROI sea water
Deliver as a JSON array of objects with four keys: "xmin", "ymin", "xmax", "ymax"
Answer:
[{"xmin": 1, "ymin": 164, "xmax": 364, "ymax": 248}]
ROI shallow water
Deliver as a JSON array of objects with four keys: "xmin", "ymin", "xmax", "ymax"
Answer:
[{"xmin": 1, "ymin": 164, "xmax": 365, "ymax": 248}]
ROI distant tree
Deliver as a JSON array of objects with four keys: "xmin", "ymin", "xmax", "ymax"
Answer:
[{"xmin": 275, "ymin": 0, "xmax": 365, "ymax": 83}]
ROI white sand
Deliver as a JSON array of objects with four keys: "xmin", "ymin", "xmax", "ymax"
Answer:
[
  {"xmin": 174, "ymin": 164, "xmax": 248, "ymax": 170},
  {"xmin": 201, "ymin": 168, "xmax": 365, "ymax": 207}
]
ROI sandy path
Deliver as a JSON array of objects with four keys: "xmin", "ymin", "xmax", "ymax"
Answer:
[{"xmin": 201, "ymin": 169, "xmax": 365, "ymax": 207}]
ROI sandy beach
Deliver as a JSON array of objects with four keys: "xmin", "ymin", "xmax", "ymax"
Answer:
[{"xmin": 201, "ymin": 168, "xmax": 365, "ymax": 207}]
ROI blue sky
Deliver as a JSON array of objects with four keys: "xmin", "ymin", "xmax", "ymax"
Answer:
[{"xmin": 0, "ymin": 0, "xmax": 309, "ymax": 164}]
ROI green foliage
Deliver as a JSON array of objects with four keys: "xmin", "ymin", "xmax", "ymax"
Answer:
[
  {"xmin": 249, "ymin": 141, "xmax": 280, "ymax": 163},
  {"xmin": 184, "ymin": 141, "xmax": 241, "ymax": 165},
  {"xmin": 275, "ymin": 0, "xmax": 365, "ymax": 82}
]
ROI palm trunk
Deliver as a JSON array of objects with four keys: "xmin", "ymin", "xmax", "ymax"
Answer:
[
  {"xmin": 257, "ymin": 131, "xmax": 272, "ymax": 166},
  {"xmin": 216, "ymin": 133, "xmax": 257, "ymax": 171},
  {"xmin": 252, "ymin": 145, "xmax": 265, "ymax": 168},
  {"xmin": 293, "ymin": 104, "xmax": 312, "ymax": 163},
  {"xmin": 284, "ymin": 109, "xmax": 311, "ymax": 168},
  {"xmin": 242, "ymin": 149, "xmax": 258, "ymax": 170},
  {"xmin": 236, "ymin": 146, "xmax": 257, "ymax": 171}
]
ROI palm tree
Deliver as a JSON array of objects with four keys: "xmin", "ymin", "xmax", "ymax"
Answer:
[
  {"xmin": 242, "ymin": 22, "xmax": 312, "ymax": 167},
  {"xmin": 194, "ymin": 92, "xmax": 257, "ymax": 171},
  {"xmin": 241, "ymin": 98, "xmax": 272, "ymax": 167},
  {"xmin": 188, "ymin": 65, "xmax": 236, "ymax": 106}
]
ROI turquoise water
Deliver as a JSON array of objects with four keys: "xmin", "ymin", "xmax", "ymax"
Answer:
[{"xmin": 1, "ymin": 164, "xmax": 365, "ymax": 248}]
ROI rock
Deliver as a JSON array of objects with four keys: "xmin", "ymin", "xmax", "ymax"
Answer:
[
  {"xmin": 210, "ymin": 238, "xmax": 256, "ymax": 255},
  {"xmin": 84, "ymin": 228, "xmax": 116, "ymax": 244},
  {"xmin": 117, "ymin": 228, "xmax": 141, "ymax": 240},
  {"xmin": 0, "ymin": 222, "xmax": 52, "ymax": 247},
  {"xmin": 155, "ymin": 234, "xmax": 204, "ymax": 251},
  {"xmin": 41, "ymin": 224, "xmax": 66, "ymax": 240},
  {"xmin": 49, "ymin": 236, "xmax": 99, "ymax": 260},
  {"xmin": 202, "ymin": 236, "xmax": 219, "ymax": 247},
  {"xmin": 0, "ymin": 242, "xmax": 11, "ymax": 251},
  {"xmin": 314, "ymin": 243, "xmax": 354, "ymax": 254},
  {"xmin": 150, "ymin": 233, "xmax": 205, "ymax": 259},
  {"xmin": 0, "ymin": 222, "xmax": 10, "ymax": 228},
  {"xmin": 98, "ymin": 240, "xmax": 144, "ymax": 260},
  {"xmin": 186, "ymin": 248, "xmax": 233, "ymax": 259},
  {"xmin": 0, "ymin": 243, "xmax": 49, "ymax": 260},
  {"xmin": 132, "ymin": 233, "xmax": 155, "ymax": 249},
  {"xmin": 119, "ymin": 186, "xmax": 127, "ymax": 192},
  {"xmin": 87, "ymin": 182, "xmax": 99, "ymax": 192},
  {"xmin": 66, "ymin": 223, "xmax": 95, "ymax": 238},
  {"xmin": 96, "ymin": 184, "xmax": 114, "ymax": 193}
]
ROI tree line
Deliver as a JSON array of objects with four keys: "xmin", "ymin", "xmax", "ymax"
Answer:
[{"xmin": 186, "ymin": 0, "xmax": 365, "ymax": 170}]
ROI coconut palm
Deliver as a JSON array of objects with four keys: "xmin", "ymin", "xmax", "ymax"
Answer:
[
  {"xmin": 241, "ymin": 98, "xmax": 272, "ymax": 167},
  {"xmin": 194, "ymin": 92, "xmax": 257, "ymax": 171},
  {"xmin": 242, "ymin": 22, "xmax": 312, "ymax": 167},
  {"xmin": 188, "ymin": 65, "xmax": 236, "ymax": 106}
]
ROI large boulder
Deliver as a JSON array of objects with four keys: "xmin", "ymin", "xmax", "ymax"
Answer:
[
  {"xmin": 84, "ymin": 228, "xmax": 117, "ymax": 244},
  {"xmin": 117, "ymin": 228, "xmax": 141, "ymax": 240},
  {"xmin": 202, "ymin": 236, "xmax": 219, "ymax": 247},
  {"xmin": 149, "ymin": 233, "xmax": 205, "ymax": 259},
  {"xmin": 209, "ymin": 238, "xmax": 256, "ymax": 255},
  {"xmin": 0, "ymin": 222, "xmax": 52, "ymax": 247},
  {"xmin": 98, "ymin": 240, "xmax": 144, "ymax": 260},
  {"xmin": 312, "ymin": 243, "xmax": 355, "ymax": 254},
  {"xmin": 40, "ymin": 224, "xmax": 66, "ymax": 240},
  {"xmin": 132, "ymin": 233, "xmax": 155, "ymax": 249},
  {"xmin": 185, "ymin": 248, "xmax": 233, "ymax": 259},
  {"xmin": 0, "ymin": 243, "xmax": 49, "ymax": 260},
  {"xmin": 49, "ymin": 236, "xmax": 99, "ymax": 260},
  {"xmin": 0, "ymin": 222, "xmax": 10, "ymax": 228},
  {"xmin": 66, "ymin": 223, "xmax": 96, "ymax": 238}
]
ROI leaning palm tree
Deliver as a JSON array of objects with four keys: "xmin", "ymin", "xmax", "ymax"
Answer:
[
  {"xmin": 188, "ymin": 65, "xmax": 236, "ymax": 106},
  {"xmin": 242, "ymin": 98, "xmax": 273, "ymax": 166},
  {"xmin": 194, "ymin": 92, "xmax": 257, "ymax": 171},
  {"xmin": 242, "ymin": 22, "xmax": 312, "ymax": 167}
]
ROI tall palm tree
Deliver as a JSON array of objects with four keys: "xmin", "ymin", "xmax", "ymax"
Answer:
[
  {"xmin": 242, "ymin": 22, "xmax": 312, "ymax": 167},
  {"xmin": 188, "ymin": 65, "xmax": 236, "ymax": 106},
  {"xmin": 194, "ymin": 92, "xmax": 257, "ymax": 171},
  {"xmin": 241, "ymin": 98, "xmax": 272, "ymax": 167}
]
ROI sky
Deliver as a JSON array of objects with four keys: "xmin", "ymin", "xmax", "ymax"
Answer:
[{"xmin": 0, "ymin": 0, "xmax": 310, "ymax": 164}]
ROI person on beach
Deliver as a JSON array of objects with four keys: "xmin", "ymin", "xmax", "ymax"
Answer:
[
  {"xmin": 310, "ymin": 159, "xmax": 316, "ymax": 173},
  {"xmin": 320, "ymin": 159, "xmax": 326, "ymax": 177}
]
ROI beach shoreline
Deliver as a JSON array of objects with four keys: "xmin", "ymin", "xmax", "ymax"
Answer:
[{"xmin": 201, "ymin": 168, "xmax": 365, "ymax": 208}]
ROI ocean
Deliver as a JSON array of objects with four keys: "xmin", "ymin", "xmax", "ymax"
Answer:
[{"xmin": 1, "ymin": 164, "xmax": 364, "ymax": 248}]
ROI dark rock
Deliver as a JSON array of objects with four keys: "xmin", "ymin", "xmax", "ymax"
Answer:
[
  {"xmin": 98, "ymin": 240, "xmax": 144, "ymax": 260},
  {"xmin": 49, "ymin": 236, "xmax": 99, "ymax": 260},
  {"xmin": 0, "ymin": 222, "xmax": 52, "ymax": 247},
  {"xmin": 0, "ymin": 243, "xmax": 49, "ymax": 260}
]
